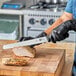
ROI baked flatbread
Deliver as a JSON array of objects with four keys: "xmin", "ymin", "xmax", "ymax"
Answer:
[{"xmin": 2, "ymin": 58, "xmax": 28, "ymax": 66}]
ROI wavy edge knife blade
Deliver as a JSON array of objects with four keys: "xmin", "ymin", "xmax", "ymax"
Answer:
[{"xmin": 3, "ymin": 37, "xmax": 48, "ymax": 49}]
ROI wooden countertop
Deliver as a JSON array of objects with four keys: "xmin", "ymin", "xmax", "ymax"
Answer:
[{"xmin": 0, "ymin": 40, "xmax": 75, "ymax": 76}]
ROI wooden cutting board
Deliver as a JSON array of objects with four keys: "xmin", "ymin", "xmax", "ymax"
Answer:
[
  {"xmin": 35, "ymin": 42, "xmax": 75, "ymax": 76},
  {"xmin": 0, "ymin": 40, "xmax": 65, "ymax": 76}
]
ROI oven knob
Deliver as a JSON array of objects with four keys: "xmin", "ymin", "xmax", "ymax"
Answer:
[
  {"xmin": 29, "ymin": 18, "xmax": 35, "ymax": 25},
  {"xmin": 49, "ymin": 19, "xmax": 54, "ymax": 25},
  {"xmin": 40, "ymin": 19, "xmax": 47, "ymax": 25}
]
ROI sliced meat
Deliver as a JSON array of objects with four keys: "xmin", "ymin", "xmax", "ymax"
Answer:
[{"xmin": 12, "ymin": 46, "xmax": 36, "ymax": 57}]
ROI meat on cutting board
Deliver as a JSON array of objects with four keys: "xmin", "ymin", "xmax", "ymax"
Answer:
[{"xmin": 12, "ymin": 46, "xmax": 36, "ymax": 57}]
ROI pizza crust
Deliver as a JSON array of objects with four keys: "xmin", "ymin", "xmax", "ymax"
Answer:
[{"xmin": 2, "ymin": 58, "xmax": 28, "ymax": 66}]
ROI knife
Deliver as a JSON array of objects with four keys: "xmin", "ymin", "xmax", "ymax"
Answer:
[{"xmin": 3, "ymin": 37, "xmax": 48, "ymax": 49}]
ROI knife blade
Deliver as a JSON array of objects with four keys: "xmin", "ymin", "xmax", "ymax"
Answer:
[{"xmin": 3, "ymin": 37, "xmax": 48, "ymax": 49}]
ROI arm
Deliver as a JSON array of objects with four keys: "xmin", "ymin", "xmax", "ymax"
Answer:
[
  {"xmin": 36, "ymin": 12, "xmax": 73, "ymax": 38},
  {"xmin": 51, "ymin": 19, "xmax": 76, "ymax": 43},
  {"xmin": 36, "ymin": 0, "xmax": 73, "ymax": 38},
  {"xmin": 44, "ymin": 12, "xmax": 73, "ymax": 35},
  {"xmin": 19, "ymin": 12, "xmax": 74, "ymax": 43}
]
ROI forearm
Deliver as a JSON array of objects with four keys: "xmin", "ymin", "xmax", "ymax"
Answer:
[
  {"xmin": 44, "ymin": 12, "xmax": 73, "ymax": 35},
  {"xmin": 44, "ymin": 18, "xmax": 63, "ymax": 35}
]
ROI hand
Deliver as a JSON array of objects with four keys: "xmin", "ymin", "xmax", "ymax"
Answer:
[
  {"xmin": 50, "ymin": 19, "xmax": 76, "ymax": 43},
  {"xmin": 51, "ymin": 30, "xmax": 69, "ymax": 43}
]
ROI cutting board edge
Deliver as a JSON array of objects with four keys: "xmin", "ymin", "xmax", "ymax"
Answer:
[{"xmin": 55, "ymin": 50, "xmax": 65, "ymax": 76}]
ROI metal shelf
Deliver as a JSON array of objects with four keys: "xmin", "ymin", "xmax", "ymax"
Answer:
[{"xmin": 0, "ymin": 9, "xmax": 24, "ymax": 15}]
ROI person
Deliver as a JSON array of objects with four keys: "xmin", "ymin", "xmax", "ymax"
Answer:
[
  {"xmin": 36, "ymin": 0, "xmax": 76, "ymax": 43},
  {"xmin": 20, "ymin": 0, "xmax": 76, "ymax": 75},
  {"xmin": 36, "ymin": 0, "xmax": 76, "ymax": 75}
]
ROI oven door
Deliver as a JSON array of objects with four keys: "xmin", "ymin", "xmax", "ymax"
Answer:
[{"xmin": 27, "ymin": 30, "xmax": 43, "ymax": 37}]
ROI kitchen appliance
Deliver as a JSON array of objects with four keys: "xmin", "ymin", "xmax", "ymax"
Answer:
[
  {"xmin": 1, "ymin": 0, "xmax": 26, "ymax": 9},
  {"xmin": 23, "ymin": 1, "xmax": 66, "ymax": 37}
]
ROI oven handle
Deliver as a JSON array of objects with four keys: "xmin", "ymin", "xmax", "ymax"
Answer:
[{"xmin": 28, "ymin": 27, "xmax": 46, "ymax": 31}]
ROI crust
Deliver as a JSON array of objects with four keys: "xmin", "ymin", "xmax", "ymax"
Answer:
[{"xmin": 2, "ymin": 58, "xmax": 28, "ymax": 66}]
